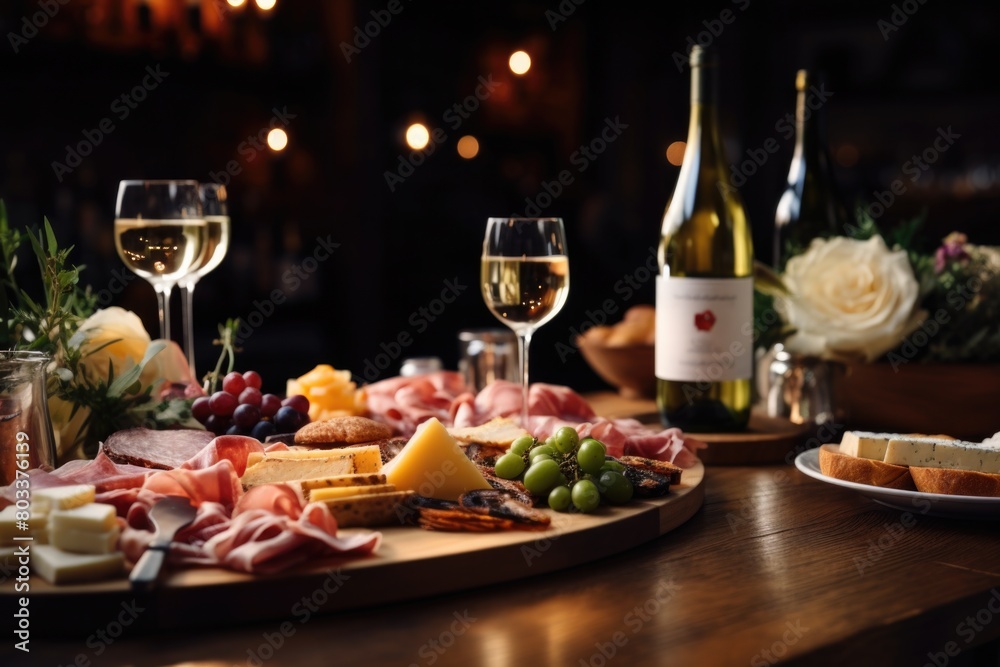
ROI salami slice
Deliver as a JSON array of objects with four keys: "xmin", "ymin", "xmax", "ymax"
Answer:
[{"xmin": 103, "ymin": 427, "xmax": 216, "ymax": 470}]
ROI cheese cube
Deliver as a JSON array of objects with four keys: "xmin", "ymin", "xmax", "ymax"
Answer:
[
  {"xmin": 379, "ymin": 418, "xmax": 491, "ymax": 501},
  {"xmin": 32, "ymin": 545, "xmax": 123, "ymax": 584},
  {"xmin": 48, "ymin": 503, "xmax": 117, "ymax": 533},
  {"xmin": 32, "ymin": 485, "xmax": 96, "ymax": 514},
  {"xmin": 310, "ymin": 483, "xmax": 396, "ymax": 502},
  {"xmin": 0, "ymin": 505, "xmax": 47, "ymax": 546},
  {"xmin": 51, "ymin": 525, "xmax": 120, "ymax": 555}
]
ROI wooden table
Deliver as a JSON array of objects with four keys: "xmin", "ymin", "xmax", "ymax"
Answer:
[{"xmin": 14, "ymin": 396, "xmax": 1000, "ymax": 666}]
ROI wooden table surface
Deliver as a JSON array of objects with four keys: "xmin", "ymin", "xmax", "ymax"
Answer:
[{"xmin": 12, "ymin": 395, "xmax": 1000, "ymax": 666}]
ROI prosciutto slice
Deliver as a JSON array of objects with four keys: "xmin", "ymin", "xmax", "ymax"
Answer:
[
  {"xmin": 119, "ymin": 460, "xmax": 380, "ymax": 573},
  {"xmin": 366, "ymin": 373, "xmax": 704, "ymax": 467}
]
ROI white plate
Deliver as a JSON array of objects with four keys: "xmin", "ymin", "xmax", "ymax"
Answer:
[{"xmin": 794, "ymin": 448, "xmax": 1000, "ymax": 520}]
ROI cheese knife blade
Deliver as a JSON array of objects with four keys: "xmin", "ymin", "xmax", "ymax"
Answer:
[{"xmin": 129, "ymin": 495, "xmax": 197, "ymax": 591}]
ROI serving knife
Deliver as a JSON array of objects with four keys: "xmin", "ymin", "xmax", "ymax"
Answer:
[{"xmin": 129, "ymin": 495, "xmax": 197, "ymax": 591}]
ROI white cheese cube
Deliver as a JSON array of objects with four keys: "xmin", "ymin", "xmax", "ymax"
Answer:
[
  {"xmin": 50, "ymin": 525, "xmax": 120, "ymax": 555},
  {"xmin": 31, "ymin": 545, "xmax": 123, "ymax": 584},
  {"xmin": 32, "ymin": 485, "xmax": 96, "ymax": 514},
  {"xmin": 48, "ymin": 503, "xmax": 117, "ymax": 533}
]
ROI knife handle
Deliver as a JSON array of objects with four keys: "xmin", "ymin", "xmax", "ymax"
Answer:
[{"xmin": 130, "ymin": 547, "xmax": 167, "ymax": 591}]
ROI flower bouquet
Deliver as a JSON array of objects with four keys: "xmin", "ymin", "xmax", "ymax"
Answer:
[
  {"xmin": 758, "ymin": 212, "xmax": 1000, "ymax": 439},
  {"xmin": 0, "ymin": 203, "xmax": 201, "ymax": 461}
]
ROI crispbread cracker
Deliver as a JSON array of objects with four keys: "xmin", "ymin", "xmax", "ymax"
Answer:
[{"xmin": 447, "ymin": 417, "xmax": 529, "ymax": 447}]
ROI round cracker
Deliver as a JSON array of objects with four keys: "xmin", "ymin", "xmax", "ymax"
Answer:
[{"xmin": 294, "ymin": 416, "xmax": 393, "ymax": 445}]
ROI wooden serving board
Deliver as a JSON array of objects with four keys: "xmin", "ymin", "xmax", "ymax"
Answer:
[{"xmin": 2, "ymin": 462, "xmax": 704, "ymax": 638}]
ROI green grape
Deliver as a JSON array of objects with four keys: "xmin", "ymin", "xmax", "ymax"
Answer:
[
  {"xmin": 548, "ymin": 485, "xmax": 572, "ymax": 511},
  {"xmin": 494, "ymin": 453, "xmax": 525, "ymax": 480},
  {"xmin": 510, "ymin": 435, "xmax": 534, "ymax": 456},
  {"xmin": 531, "ymin": 454, "xmax": 554, "ymax": 464},
  {"xmin": 523, "ymin": 459, "xmax": 561, "ymax": 495},
  {"xmin": 571, "ymin": 479, "xmax": 601, "ymax": 512},
  {"xmin": 598, "ymin": 470, "xmax": 633, "ymax": 504},
  {"xmin": 576, "ymin": 439, "xmax": 607, "ymax": 475},
  {"xmin": 602, "ymin": 459, "xmax": 625, "ymax": 473},
  {"xmin": 529, "ymin": 444, "xmax": 556, "ymax": 461},
  {"xmin": 552, "ymin": 426, "xmax": 580, "ymax": 454}
]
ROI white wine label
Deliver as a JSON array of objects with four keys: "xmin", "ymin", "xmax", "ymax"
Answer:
[{"xmin": 655, "ymin": 276, "xmax": 753, "ymax": 382}]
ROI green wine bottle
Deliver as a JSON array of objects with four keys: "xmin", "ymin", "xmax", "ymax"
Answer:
[
  {"xmin": 656, "ymin": 45, "xmax": 753, "ymax": 432},
  {"xmin": 773, "ymin": 69, "xmax": 847, "ymax": 269}
]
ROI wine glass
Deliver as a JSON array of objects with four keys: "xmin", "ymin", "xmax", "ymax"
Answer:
[
  {"xmin": 178, "ymin": 184, "xmax": 231, "ymax": 375},
  {"xmin": 481, "ymin": 217, "xmax": 570, "ymax": 428},
  {"xmin": 114, "ymin": 180, "xmax": 205, "ymax": 342}
]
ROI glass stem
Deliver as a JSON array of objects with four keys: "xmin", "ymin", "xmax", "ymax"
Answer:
[
  {"xmin": 153, "ymin": 284, "xmax": 172, "ymax": 342},
  {"xmin": 518, "ymin": 328, "xmax": 533, "ymax": 430},
  {"xmin": 180, "ymin": 280, "xmax": 198, "ymax": 377}
]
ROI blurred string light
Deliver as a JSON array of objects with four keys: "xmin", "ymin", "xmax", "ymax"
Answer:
[
  {"xmin": 457, "ymin": 135, "xmax": 479, "ymax": 159},
  {"xmin": 508, "ymin": 51, "xmax": 531, "ymax": 75},
  {"xmin": 227, "ymin": 0, "xmax": 246, "ymax": 6},
  {"xmin": 267, "ymin": 128, "xmax": 288, "ymax": 151},
  {"xmin": 256, "ymin": 0, "xmax": 277, "ymax": 10},
  {"xmin": 405, "ymin": 123, "xmax": 430, "ymax": 150},
  {"xmin": 666, "ymin": 141, "xmax": 685, "ymax": 166}
]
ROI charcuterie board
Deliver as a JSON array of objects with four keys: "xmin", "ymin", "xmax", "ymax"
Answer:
[{"xmin": 1, "ymin": 461, "xmax": 704, "ymax": 638}]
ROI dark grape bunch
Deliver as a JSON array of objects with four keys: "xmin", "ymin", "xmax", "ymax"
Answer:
[
  {"xmin": 494, "ymin": 426, "xmax": 633, "ymax": 513},
  {"xmin": 192, "ymin": 371, "xmax": 310, "ymax": 441}
]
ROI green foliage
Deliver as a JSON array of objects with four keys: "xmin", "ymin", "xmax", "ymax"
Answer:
[{"xmin": 0, "ymin": 202, "xmax": 200, "ymax": 457}]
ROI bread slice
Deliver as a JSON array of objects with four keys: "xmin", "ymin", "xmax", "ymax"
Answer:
[
  {"xmin": 910, "ymin": 467, "xmax": 1000, "ymax": 497},
  {"xmin": 298, "ymin": 473, "xmax": 387, "ymax": 492},
  {"xmin": 818, "ymin": 444, "xmax": 916, "ymax": 491}
]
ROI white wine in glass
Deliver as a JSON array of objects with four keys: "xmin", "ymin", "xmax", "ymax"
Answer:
[
  {"xmin": 114, "ymin": 180, "xmax": 206, "ymax": 342},
  {"xmin": 179, "ymin": 184, "xmax": 231, "ymax": 375},
  {"xmin": 481, "ymin": 217, "xmax": 569, "ymax": 428}
]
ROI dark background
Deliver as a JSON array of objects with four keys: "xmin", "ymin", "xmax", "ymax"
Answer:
[{"xmin": 2, "ymin": 0, "xmax": 998, "ymax": 394}]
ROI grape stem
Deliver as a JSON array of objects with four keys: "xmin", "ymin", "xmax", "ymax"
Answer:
[{"xmin": 203, "ymin": 318, "xmax": 241, "ymax": 394}]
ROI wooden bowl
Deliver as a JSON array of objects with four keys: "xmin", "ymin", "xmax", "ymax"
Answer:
[{"xmin": 577, "ymin": 338, "xmax": 655, "ymax": 399}]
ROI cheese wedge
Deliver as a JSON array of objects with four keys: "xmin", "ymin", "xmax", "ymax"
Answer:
[
  {"xmin": 48, "ymin": 503, "xmax": 117, "ymax": 533},
  {"xmin": 0, "ymin": 505, "xmax": 48, "ymax": 546},
  {"xmin": 310, "ymin": 484, "xmax": 396, "ymax": 503},
  {"xmin": 884, "ymin": 438, "xmax": 1000, "ymax": 473},
  {"xmin": 32, "ymin": 545, "xmax": 124, "ymax": 584},
  {"xmin": 32, "ymin": 484, "xmax": 96, "ymax": 513},
  {"xmin": 320, "ymin": 490, "xmax": 414, "ymax": 528},
  {"xmin": 298, "ymin": 473, "xmax": 387, "ymax": 492},
  {"xmin": 380, "ymin": 418, "xmax": 491, "ymax": 501},
  {"xmin": 242, "ymin": 445, "xmax": 383, "ymax": 488},
  {"xmin": 50, "ymin": 525, "xmax": 120, "ymax": 555}
]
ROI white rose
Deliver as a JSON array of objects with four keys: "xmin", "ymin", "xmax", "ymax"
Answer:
[
  {"xmin": 73, "ymin": 307, "xmax": 194, "ymax": 388},
  {"xmin": 777, "ymin": 235, "xmax": 925, "ymax": 362}
]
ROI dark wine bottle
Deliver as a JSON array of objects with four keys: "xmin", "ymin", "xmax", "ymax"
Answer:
[
  {"xmin": 773, "ymin": 69, "xmax": 848, "ymax": 268},
  {"xmin": 655, "ymin": 46, "xmax": 753, "ymax": 432}
]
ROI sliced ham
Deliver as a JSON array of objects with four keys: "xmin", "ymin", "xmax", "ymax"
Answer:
[
  {"xmin": 118, "ymin": 464, "xmax": 381, "ymax": 574},
  {"xmin": 364, "ymin": 372, "xmax": 703, "ymax": 467}
]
